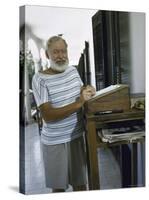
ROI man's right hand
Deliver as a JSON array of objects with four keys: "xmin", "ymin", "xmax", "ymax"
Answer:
[{"xmin": 81, "ymin": 89, "xmax": 93, "ymax": 101}]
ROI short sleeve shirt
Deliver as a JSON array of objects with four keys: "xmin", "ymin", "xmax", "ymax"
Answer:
[{"xmin": 32, "ymin": 66, "xmax": 84, "ymax": 145}]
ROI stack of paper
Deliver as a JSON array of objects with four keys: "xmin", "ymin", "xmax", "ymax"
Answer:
[{"xmin": 98, "ymin": 128, "xmax": 145, "ymax": 143}]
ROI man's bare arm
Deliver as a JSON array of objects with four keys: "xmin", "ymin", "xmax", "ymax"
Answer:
[{"xmin": 39, "ymin": 98, "xmax": 83, "ymax": 122}]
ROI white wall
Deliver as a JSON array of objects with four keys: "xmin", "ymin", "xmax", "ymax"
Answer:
[
  {"xmin": 129, "ymin": 12, "xmax": 145, "ymax": 94},
  {"xmin": 25, "ymin": 5, "xmax": 97, "ymax": 87}
]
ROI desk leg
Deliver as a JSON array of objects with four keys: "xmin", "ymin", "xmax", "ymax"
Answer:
[
  {"xmin": 131, "ymin": 143, "xmax": 138, "ymax": 186},
  {"xmin": 86, "ymin": 120, "xmax": 100, "ymax": 190}
]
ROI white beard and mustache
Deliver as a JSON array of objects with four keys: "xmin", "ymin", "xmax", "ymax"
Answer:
[{"xmin": 50, "ymin": 59, "xmax": 69, "ymax": 72}]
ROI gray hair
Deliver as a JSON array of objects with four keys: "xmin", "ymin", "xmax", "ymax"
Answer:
[{"xmin": 46, "ymin": 36, "xmax": 68, "ymax": 51}]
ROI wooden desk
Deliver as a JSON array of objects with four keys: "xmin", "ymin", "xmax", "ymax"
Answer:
[{"xmin": 85, "ymin": 110, "xmax": 145, "ymax": 190}]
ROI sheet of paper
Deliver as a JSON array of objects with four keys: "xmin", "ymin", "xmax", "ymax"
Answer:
[{"xmin": 92, "ymin": 84, "xmax": 121, "ymax": 99}]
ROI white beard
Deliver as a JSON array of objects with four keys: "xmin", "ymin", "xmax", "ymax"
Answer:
[{"xmin": 50, "ymin": 59, "xmax": 69, "ymax": 72}]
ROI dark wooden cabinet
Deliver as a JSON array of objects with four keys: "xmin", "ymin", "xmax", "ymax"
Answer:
[{"xmin": 92, "ymin": 10, "xmax": 131, "ymax": 90}]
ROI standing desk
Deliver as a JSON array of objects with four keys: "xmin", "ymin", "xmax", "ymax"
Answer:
[{"xmin": 85, "ymin": 110, "xmax": 145, "ymax": 190}]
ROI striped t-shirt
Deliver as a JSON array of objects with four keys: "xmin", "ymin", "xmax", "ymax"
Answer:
[{"xmin": 32, "ymin": 66, "xmax": 85, "ymax": 145}]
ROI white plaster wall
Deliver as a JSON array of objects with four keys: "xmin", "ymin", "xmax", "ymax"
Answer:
[{"xmin": 129, "ymin": 12, "xmax": 145, "ymax": 93}]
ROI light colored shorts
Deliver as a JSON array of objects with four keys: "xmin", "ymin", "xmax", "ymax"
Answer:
[{"xmin": 41, "ymin": 136, "xmax": 87, "ymax": 190}]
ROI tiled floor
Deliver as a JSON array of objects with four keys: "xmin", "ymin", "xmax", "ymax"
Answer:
[
  {"xmin": 23, "ymin": 122, "xmax": 121, "ymax": 194},
  {"xmin": 25, "ymin": 123, "xmax": 51, "ymax": 194}
]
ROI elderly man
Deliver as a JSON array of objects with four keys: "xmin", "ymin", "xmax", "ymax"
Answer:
[{"xmin": 32, "ymin": 36, "xmax": 95, "ymax": 192}]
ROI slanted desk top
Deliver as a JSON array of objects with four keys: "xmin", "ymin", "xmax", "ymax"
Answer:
[{"xmin": 85, "ymin": 84, "xmax": 130, "ymax": 114}]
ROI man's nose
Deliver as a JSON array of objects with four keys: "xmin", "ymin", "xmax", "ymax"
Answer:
[{"xmin": 57, "ymin": 52, "xmax": 64, "ymax": 59}]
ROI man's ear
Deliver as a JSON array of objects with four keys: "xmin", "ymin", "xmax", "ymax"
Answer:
[{"xmin": 45, "ymin": 50, "xmax": 50, "ymax": 59}]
